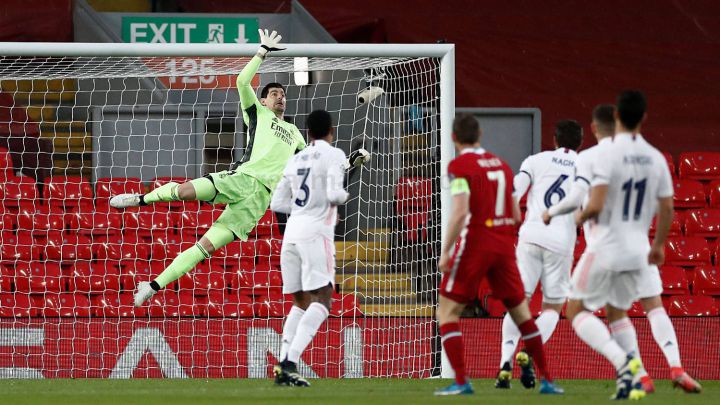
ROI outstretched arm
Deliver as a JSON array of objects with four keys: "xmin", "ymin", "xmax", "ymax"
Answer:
[
  {"xmin": 236, "ymin": 29, "xmax": 286, "ymax": 112},
  {"xmin": 270, "ymin": 174, "xmax": 293, "ymax": 214}
]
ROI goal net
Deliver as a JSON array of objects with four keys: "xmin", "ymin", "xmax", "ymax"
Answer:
[{"xmin": 0, "ymin": 43, "xmax": 454, "ymax": 378}]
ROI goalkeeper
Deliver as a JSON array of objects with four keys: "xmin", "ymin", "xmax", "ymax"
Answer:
[{"xmin": 110, "ymin": 29, "xmax": 304, "ymax": 306}]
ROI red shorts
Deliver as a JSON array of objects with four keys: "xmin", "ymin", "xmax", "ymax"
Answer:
[{"xmin": 440, "ymin": 233, "xmax": 525, "ymax": 308}]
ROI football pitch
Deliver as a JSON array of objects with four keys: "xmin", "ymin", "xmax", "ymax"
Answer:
[{"xmin": 0, "ymin": 379, "xmax": 717, "ymax": 405}]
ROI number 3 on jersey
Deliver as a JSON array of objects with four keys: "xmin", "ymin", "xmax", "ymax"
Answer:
[{"xmin": 295, "ymin": 168, "xmax": 311, "ymax": 207}]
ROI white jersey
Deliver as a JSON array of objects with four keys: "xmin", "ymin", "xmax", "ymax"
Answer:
[
  {"xmin": 270, "ymin": 139, "xmax": 349, "ymax": 243},
  {"xmin": 574, "ymin": 137, "xmax": 613, "ymax": 238},
  {"xmin": 587, "ymin": 133, "xmax": 674, "ymax": 271},
  {"xmin": 515, "ymin": 148, "xmax": 578, "ymax": 255}
]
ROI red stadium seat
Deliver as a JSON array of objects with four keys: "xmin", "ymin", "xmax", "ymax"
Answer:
[
  {"xmin": 330, "ymin": 293, "xmax": 363, "ymax": 317},
  {"xmin": 0, "ymin": 232, "xmax": 40, "ymax": 264},
  {"xmin": 672, "ymin": 180, "xmax": 706, "ymax": 208},
  {"xmin": 223, "ymin": 241, "xmax": 254, "ymax": 270},
  {"xmin": 0, "ymin": 177, "xmax": 37, "ymax": 208},
  {"xmin": 693, "ymin": 265, "xmax": 720, "ymax": 296},
  {"xmin": 662, "ymin": 152, "xmax": 676, "ymax": 178},
  {"xmin": 120, "ymin": 261, "xmax": 156, "ymax": 291},
  {"xmin": 708, "ymin": 180, "xmax": 720, "ymax": 208},
  {"xmin": 664, "ymin": 236, "xmax": 711, "ymax": 266},
  {"xmin": 179, "ymin": 208, "xmax": 222, "ymax": 236},
  {"xmin": 177, "ymin": 268, "xmax": 226, "ymax": 295},
  {"xmin": 45, "ymin": 176, "xmax": 93, "ymax": 208},
  {"xmin": 684, "ymin": 209, "xmax": 720, "ymax": 238},
  {"xmin": 253, "ymin": 293, "xmax": 287, "ymax": 318},
  {"xmin": 206, "ymin": 292, "xmax": 254, "ymax": 317},
  {"xmin": 15, "ymin": 205, "xmax": 67, "ymax": 236},
  {"xmin": 95, "ymin": 235, "xmax": 151, "ymax": 264},
  {"xmin": 0, "ymin": 264, "xmax": 13, "ymax": 292},
  {"xmin": 649, "ymin": 211, "xmax": 683, "ymax": 237},
  {"xmin": 667, "ymin": 295, "xmax": 719, "ymax": 316},
  {"xmin": 147, "ymin": 291, "xmax": 200, "ymax": 317},
  {"xmin": 95, "ymin": 177, "xmax": 144, "ymax": 200},
  {"xmin": 38, "ymin": 293, "xmax": 92, "ymax": 317},
  {"xmin": 250, "ymin": 210, "xmax": 279, "ymax": 238},
  {"xmin": 0, "ymin": 147, "xmax": 13, "ymax": 180},
  {"xmin": 0, "ymin": 212, "xmax": 15, "ymax": 233},
  {"xmin": 44, "ymin": 232, "xmax": 93, "ymax": 263},
  {"xmin": 124, "ymin": 208, "xmax": 176, "ymax": 238},
  {"xmin": 678, "ymin": 152, "xmax": 720, "ymax": 180},
  {"xmin": 151, "ymin": 234, "xmax": 192, "ymax": 260},
  {"xmin": 70, "ymin": 261, "xmax": 121, "ymax": 294},
  {"xmin": 91, "ymin": 293, "xmax": 146, "ymax": 317},
  {"xmin": 14, "ymin": 261, "xmax": 63, "ymax": 293},
  {"xmin": 659, "ymin": 266, "xmax": 690, "ymax": 295},
  {"xmin": 67, "ymin": 211, "xmax": 123, "ymax": 236},
  {"xmin": 395, "ymin": 177, "xmax": 432, "ymax": 242},
  {"xmin": 627, "ymin": 301, "xmax": 646, "ymax": 317},
  {"xmin": 0, "ymin": 293, "xmax": 37, "ymax": 317}
]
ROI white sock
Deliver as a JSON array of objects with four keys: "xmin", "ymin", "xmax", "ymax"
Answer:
[
  {"xmin": 499, "ymin": 312, "xmax": 520, "ymax": 368},
  {"xmin": 609, "ymin": 317, "xmax": 647, "ymax": 378},
  {"xmin": 280, "ymin": 306, "xmax": 305, "ymax": 362},
  {"xmin": 647, "ymin": 307, "xmax": 682, "ymax": 368},
  {"xmin": 536, "ymin": 309, "xmax": 560, "ymax": 343},
  {"xmin": 287, "ymin": 302, "xmax": 329, "ymax": 364},
  {"xmin": 572, "ymin": 311, "xmax": 628, "ymax": 370}
]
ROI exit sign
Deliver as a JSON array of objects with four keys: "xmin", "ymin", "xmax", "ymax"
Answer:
[{"xmin": 122, "ymin": 16, "xmax": 259, "ymax": 44}]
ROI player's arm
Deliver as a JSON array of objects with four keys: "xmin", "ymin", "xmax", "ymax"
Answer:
[
  {"xmin": 327, "ymin": 151, "xmax": 350, "ymax": 205},
  {"xmin": 270, "ymin": 173, "xmax": 293, "ymax": 214},
  {"xmin": 438, "ymin": 177, "xmax": 470, "ymax": 273},
  {"xmin": 236, "ymin": 29, "xmax": 285, "ymax": 113},
  {"xmin": 649, "ymin": 159, "xmax": 675, "ymax": 265},
  {"xmin": 544, "ymin": 180, "xmax": 588, "ymax": 223},
  {"xmin": 577, "ymin": 184, "xmax": 607, "ymax": 225}
]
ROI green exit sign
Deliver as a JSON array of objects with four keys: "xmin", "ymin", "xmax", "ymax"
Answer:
[{"xmin": 122, "ymin": 16, "xmax": 260, "ymax": 43}]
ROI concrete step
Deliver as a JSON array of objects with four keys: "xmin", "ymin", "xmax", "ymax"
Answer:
[
  {"xmin": 40, "ymin": 121, "xmax": 89, "ymax": 134},
  {"xmin": 13, "ymin": 91, "xmax": 76, "ymax": 105},
  {"xmin": 25, "ymin": 106, "xmax": 57, "ymax": 121},
  {"xmin": 48, "ymin": 136, "xmax": 92, "ymax": 153},
  {"xmin": 360, "ymin": 303, "xmax": 434, "ymax": 317},
  {"xmin": 335, "ymin": 241, "xmax": 388, "ymax": 263},
  {"xmin": 337, "ymin": 272, "xmax": 413, "ymax": 292},
  {"xmin": 360, "ymin": 227, "xmax": 393, "ymax": 243}
]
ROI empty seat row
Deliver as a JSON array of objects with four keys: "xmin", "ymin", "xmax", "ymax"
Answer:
[
  {"xmin": 0, "ymin": 291, "xmax": 362, "ymax": 318},
  {"xmin": 670, "ymin": 152, "xmax": 720, "ymax": 181}
]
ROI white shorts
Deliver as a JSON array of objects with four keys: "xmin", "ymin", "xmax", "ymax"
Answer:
[
  {"xmin": 280, "ymin": 237, "xmax": 336, "ymax": 294},
  {"xmin": 636, "ymin": 264, "xmax": 663, "ymax": 299},
  {"xmin": 569, "ymin": 251, "xmax": 642, "ymax": 312},
  {"xmin": 516, "ymin": 242, "xmax": 571, "ymax": 304}
]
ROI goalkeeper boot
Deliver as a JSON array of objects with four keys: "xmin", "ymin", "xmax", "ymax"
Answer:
[
  {"xmin": 539, "ymin": 379, "xmax": 564, "ymax": 395},
  {"xmin": 611, "ymin": 356, "xmax": 643, "ymax": 400},
  {"xmin": 494, "ymin": 361, "xmax": 512, "ymax": 389},
  {"xmin": 515, "ymin": 350, "xmax": 536, "ymax": 389},
  {"xmin": 110, "ymin": 193, "xmax": 143, "ymax": 209},
  {"xmin": 134, "ymin": 281, "xmax": 157, "ymax": 307},
  {"xmin": 671, "ymin": 369, "xmax": 702, "ymax": 393},
  {"xmin": 281, "ymin": 360, "xmax": 310, "ymax": 387},
  {"xmin": 434, "ymin": 381, "xmax": 474, "ymax": 396}
]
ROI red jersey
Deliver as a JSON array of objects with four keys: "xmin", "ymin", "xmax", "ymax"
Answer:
[{"xmin": 447, "ymin": 147, "xmax": 516, "ymax": 255}]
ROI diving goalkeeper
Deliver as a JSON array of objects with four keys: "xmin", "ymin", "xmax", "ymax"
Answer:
[{"xmin": 110, "ymin": 29, "xmax": 303, "ymax": 306}]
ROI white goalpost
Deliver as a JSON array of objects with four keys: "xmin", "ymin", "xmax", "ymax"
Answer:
[{"xmin": 0, "ymin": 42, "xmax": 454, "ymax": 378}]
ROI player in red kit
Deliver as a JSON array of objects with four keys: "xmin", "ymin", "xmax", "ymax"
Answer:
[{"xmin": 434, "ymin": 114, "xmax": 563, "ymax": 396}]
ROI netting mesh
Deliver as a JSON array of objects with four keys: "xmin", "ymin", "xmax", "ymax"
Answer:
[{"xmin": 0, "ymin": 54, "xmax": 442, "ymax": 377}]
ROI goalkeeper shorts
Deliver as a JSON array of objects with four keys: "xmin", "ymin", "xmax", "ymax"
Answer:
[{"xmin": 205, "ymin": 170, "xmax": 271, "ymax": 240}]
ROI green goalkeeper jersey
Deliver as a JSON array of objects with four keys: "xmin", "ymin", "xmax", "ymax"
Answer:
[{"xmin": 234, "ymin": 56, "xmax": 306, "ymax": 191}]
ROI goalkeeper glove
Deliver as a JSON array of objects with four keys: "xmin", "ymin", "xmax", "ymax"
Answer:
[
  {"xmin": 257, "ymin": 29, "xmax": 285, "ymax": 58},
  {"xmin": 346, "ymin": 148, "xmax": 371, "ymax": 169}
]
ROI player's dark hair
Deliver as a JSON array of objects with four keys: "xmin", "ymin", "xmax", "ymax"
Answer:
[
  {"xmin": 592, "ymin": 104, "xmax": 616, "ymax": 136},
  {"xmin": 616, "ymin": 90, "xmax": 646, "ymax": 130},
  {"xmin": 260, "ymin": 82, "xmax": 285, "ymax": 98},
  {"xmin": 554, "ymin": 119, "xmax": 583, "ymax": 151},
  {"xmin": 452, "ymin": 114, "xmax": 480, "ymax": 144},
  {"xmin": 306, "ymin": 109, "xmax": 332, "ymax": 140}
]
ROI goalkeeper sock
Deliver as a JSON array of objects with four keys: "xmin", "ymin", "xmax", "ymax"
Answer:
[
  {"xmin": 287, "ymin": 303, "xmax": 329, "ymax": 364},
  {"xmin": 518, "ymin": 319, "xmax": 552, "ymax": 382},
  {"xmin": 144, "ymin": 181, "xmax": 181, "ymax": 203},
  {"xmin": 154, "ymin": 243, "xmax": 211, "ymax": 288},
  {"xmin": 280, "ymin": 306, "xmax": 306, "ymax": 362},
  {"xmin": 572, "ymin": 311, "xmax": 627, "ymax": 370},
  {"xmin": 440, "ymin": 322, "xmax": 466, "ymax": 385},
  {"xmin": 610, "ymin": 317, "xmax": 648, "ymax": 378},
  {"xmin": 647, "ymin": 307, "xmax": 682, "ymax": 369},
  {"xmin": 499, "ymin": 312, "xmax": 520, "ymax": 368}
]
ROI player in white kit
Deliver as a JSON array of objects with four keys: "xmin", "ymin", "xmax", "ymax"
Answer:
[
  {"xmin": 269, "ymin": 109, "xmax": 369, "ymax": 387},
  {"xmin": 566, "ymin": 91, "xmax": 676, "ymax": 400},
  {"xmin": 495, "ymin": 120, "xmax": 583, "ymax": 390},
  {"xmin": 545, "ymin": 104, "xmax": 701, "ymax": 394}
]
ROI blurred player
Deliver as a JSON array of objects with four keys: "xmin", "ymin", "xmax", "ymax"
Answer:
[
  {"xmin": 495, "ymin": 120, "xmax": 582, "ymax": 389},
  {"xmin": 567, "ymin": 90, "xmax": 676, "ymax": 400},
  {"xmin": 434, "ymin": 114, "xmax": 563, "ymax": 396},
  {"xmin": 270, "ymin": 110, "xmax": 368, "ymax": 387},
  {"xmin": 108, "ymin": 30, "xmax": 307, "ymax": 306},
  {"xmin": 545, "ymin": 104, "xmax": 701, "ymax": 394}
]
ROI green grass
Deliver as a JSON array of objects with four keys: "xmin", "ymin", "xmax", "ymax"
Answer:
[{"xmin": 0, "ymin": 379, "xmax": 717, "ymax": 405}]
